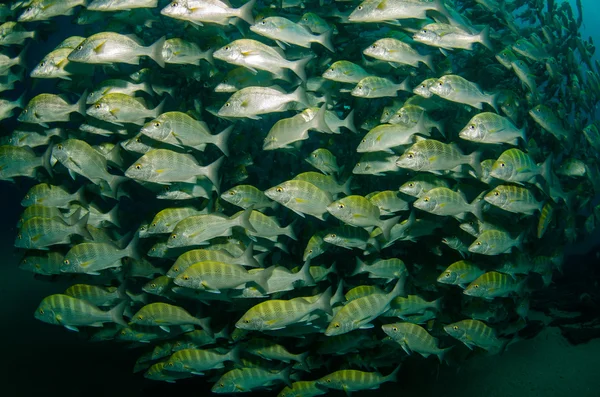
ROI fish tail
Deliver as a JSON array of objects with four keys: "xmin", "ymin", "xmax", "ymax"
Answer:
[
  {"xmin": 214, "ymin": 125, "xmax": 233, "ymax": 157},
  {"xmin": 292, "ymin": 84, "xmax": 310, "ymax": 108},
  {"xmin": 240, "ymin": 242, "xmax": 260, "ymax": 268},
  {"xmin": 314, "ymin": 285, "xmax": 333, "ymax": 315},
  {"xmin": 125, "ymin": 232, "xmax": 141, "ymax": 261},
  {"xmin": 479, "ymin": 25, "xmax": 494, "ymax": 52},
  {"xmin": 204, "ymin": 155, "xmax": 225, "ymax": 193},
  {"xmin": 74, "ymin": 212, "xmax": 92, "ymax": 240},
  {"xmin": 539, "ymin": 152, "xmax": 553, "ymax": 186},
  {"xmin": 108, "ymin": 300, "xmax": 128, "ymax": 327},
  {"xmin": 238, "ymin": 206, "xmax": 257, "ymax": 233},
  {"xmin": 319, "ymin": 29, "xmax": 335, "ymax": 52},
  {"xmin": 437, "ymin": 346, "xmax": 453, "ymax": 364},
  {"xmin": 197, "ymin": 316, "xmax": 214, "ymax": 338},
  {"xmin": 299, "ymin": 258, "xmax": 315, "ymax": 285},
  {"xmin": 350, "ymin": 257, "xmax": 366, "ymax": 276},
  {"xmin": 15, "ymin": 91, "xmax": 26, "ymax": 109},
  {"xmin": 423, "ymin": 54, "xmax": 435, "ymax": 72},
  {"xmin": 236, "ymin": 0, "xmax": 256, "ymax": 25},
  {"xmin": 106, "ymin": 203, "xmax": 121, "ymax": 229},
  {"xmin": 470, "ymin": 195, "xmax": 485, "ymax": 220},
  {"xmin": 285, "ymin": 219, "xmax": 298, "ymax": 241},
  {"xmin": 149, "ymin": 36, "xmax": 166, "ymax": 68},
  {"xmin": 297, "ymin": 351, "xmax": 310, "ymax": 368},
  {"xmin": 76, "ymin": 90, "xmax": 88, "ymax": 116},
  {"xmin": 107, "ymin": 175, "xmax": 128, "ymax": 198},
  {"xmin": 468, "ymin": 150, "xmax": 482, "ymax": 178},
  {"xmin": 432, "ymin": 297, "xmax": 443, "ymax": 312},
  {"xmin": 74, "ymin": 186, "xmax": 87, "ymax": 205},
  {"xmin": 398, "ymin": 76, "xmax": 411, "ymax": 93},
  {"xmin": 204, "ymin": 48, "xmax": 215, "ymax": 65},
  {"xmin": 384, "ymin": 364, "xmax": 402, "ymax": 383},
  {"xmin": 389, "ymin": 277, "xmax": 405, "ymax": 300},
  {"xmin": 291, "ymin": 55, "xmax": 313, "ymax": 82},
  {"xmin": 313, "ymin": 103, "xmax": 332, "ymax": 133},
  {"xmin": 254, "ymin": 265, "xmax": 275, "ymax": 292},
  {"xmin": 40, "ymin": 143, "xmax": 53, "ymax": 178},
  {"xmin": 278, "ymin": 366, "xmax": 293, "ymax": 387},
  {"xmin": 151, "ymin": 97, "xmax": 166, "ymax": 118},
  {"xmin": 340, "ymin": 175, "xmax": 353, "ymax": 196},
  {"xmin": 381, "ymin": 215, "xmax": 401, "ymax": 241},
  {"xmin": 228, "ymin": 344, "xmax": 242, "ymax": 366},
  {"xmin": 343, "ymin": 109, "xmax": 358, "ymax": 134}
]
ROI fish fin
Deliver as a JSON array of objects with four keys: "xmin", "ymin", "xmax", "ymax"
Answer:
[
  {"xmin": 298, "ymin": 258, "xmax": 315, "ymax": 285},
  {"xmin": 381, "ymin": 215, "xmax": 401, "ymax": 241},
  {"xmin": 93, "ymin": 40, "xmax": 107, "ymax": 53},
  {"xmin": 359, "ymin": 323, "xmax": 374, "ymax": 329},
  {"xmin": 319, "ymin": 29, "xmax": 335, "ymax": 52},
  {"xmin": 108, "ymin": 300, "xmax": 128, "ymax": 327},
  {"xmin": 74, "ymin": 212, "xmax": 92, "ymax": 240},
  {"xmin": 159, "ymin": 325, "xmax": 171, "ymax": 333},
  {"xmin": 291, "ymin": 55, "xmax": 314, "ymax": 82},
  {"xmin": 275, "ymin": 40, "xmax": 288, "ymax": 50},
  {"xmin": 478, "ymin": 25, "xmax": 494, "ymax": 52},
  {"xmin": 149, "ymin": 36, "xmax": 166, "ymax": 68},
  {"xmin": 313, "ymin": 286, "xmax": 333, "ymax": 315},
  {"xmin": 290, "ymin": 208, "xmax": 306, "ymax": 218},
  {"xmin": 202, "ymin": 155, "xmax": 224, "ymax": 194},
  {"xmin": 236, "ymin": 0, "xmax": 256, "ymax": 25},
  {"xmin": 214, "ymin": 125, "xmax": 233, "ymax": 157},
  {"xmin": 64, "ymin": 325, "xmax": 79, "ymax": 332},
  {"xmin": 191, "ymin": 371, "xmax": 204, "ymax": 376}
]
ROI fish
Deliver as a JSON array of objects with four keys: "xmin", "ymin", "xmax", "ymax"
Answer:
[
  {"xmin": 18, "ymin": 93, "xmax": 87, "ymax": 127},
  {"xmin": 464, "ymin": 271, "xmax": 525, "ymax": 299},
  {"xmin": 413, "ymin": 187, "xmax": 484, "ymax": 220},
  {"xmin": 130, "ymin": 302, "xmax": 212, "ymax": 334},
  {"xmin": 325, "ymin": 279, "xmax": 404, "ymax": 336},
  {"xmin": 414, "ymin": 23, "xmax": 493, "ymax": 51},
  {"xmin": 164, "ymin": 346, "xmax": 240, "ymax": 375},
  {"xmin": 161, "ymin": 0, "xmax": 256, "ymax": 26},
  {"xmin": 265, "ymin": 180, "xmax": 333, "ymax": 221},
  {"xmin": 382, "ymin": 322, "xmax": 451, "ymax": 362},
  {"xmin": 212, "ymin": 366, "xmax": 291, "ymax": 394},
  {"xmin": 218, "ymin": 85, "xmax": 309, "ymax": 119},
  {"xmin": 484, "ymin": 184, "xmax": 544, "ymax": 215},
  {"xmin": 444, "ymin": 319, "xmax": 508, "ymax": 353},
  {"xmin": 61, "ymin": 236, "xmax": 139, "ymax": 275},
  {"xmin": 458, "ymin": 112, "xmax": 526, "ymax": 145},
  {"xmin": 437, "ymin": 260, "xmax": 485, "ymax": 288},
  {"xmin": 396, "ymin": 139, "xmax": 481, "ymax": 176},
  {"xmin": 34, "ymin": 294, "xmax": 127, "ymax": 332},
  {"xmin": 173, "ymin": 261, "xmax": 273, "ymax": 293},
  {"xmin": 363, "ymin": 38, "xmax": 434, "ymax": 70},
  {"xmin": 250, "ymin": 16, "xmax": 334, "ymax": 52},
  {"xmin": 429, "ymin": 75, "xmax": 498, "ymax": 111},
  {"xmin": 348, "ymin": 0, "xmax": 450, "ymax": 22},
  {"xmin": 316, "ymin": 366, "xmax": 400, "ymax": 395},
  {"xmin": 18, "ymin": 0, "xmax": 86, "ymax": 22}
]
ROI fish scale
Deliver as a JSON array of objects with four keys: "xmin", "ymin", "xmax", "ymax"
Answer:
[
  {"xmin": 148, "ymin": 206, "xmax": 204, "ymax": 234},
  {"xmin": 484, "ymin": 184, "xmax": 543, "ymax": 215},
  {"xmin": 396, "ymin": 139, "xmax": 481, "ymax": 175},
  {"xmin": 64, "ymin": 284, "xmax": 121, "ymax": 307},
  {"xmin": 166, "ymin": 347, "xmax": 237, "ymax": 374}
]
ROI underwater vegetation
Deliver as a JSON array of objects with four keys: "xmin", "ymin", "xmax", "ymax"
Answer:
[{"xmin": 1, "ymin": 0, "xmax": 599, "ymax": 395}]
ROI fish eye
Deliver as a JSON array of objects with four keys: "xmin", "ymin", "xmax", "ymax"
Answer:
[
  {"xmin": 423, "ymin": 197, "xmax": 429, "ymax": 202},
  {"xmin": 154, "ymin": 122, "xmax": 160, "ymax": 127},
  {"xmin": 135, "ymin": 137, "xmax": 141, "ymax": 142},
  {"xmin": 23, "ymin": 109, "xmax": 28, "ymax": 113},
  {"xmin": 422, "ymin": 29, "xmax": 427, "ymax": 33},
  {"xmin": 276, "ymin": 187, "xmax": 283, "ymax": 193},
  {"xmin": 171, "ymin": 234, "xmax": 177, "ymax": 239},
  {"xmin": 228, "ymin": 190, "xmax": 235, "ymax": 195},
  {"xmin": 183, "ymin": 275, "xmax": 189, "ymax": 280},
  {"xmin": 326, "ymin": 378, "xmax": 332, "ymax": 383},
  {"xmin": 357, "ymin": 85, "xmax": 362, "ymax": 89},
  {"xmin": 334, "ymin": 323, "xmax": 340, "ymax": 328},
  {"xmin": 392, "ymin": 327, "xmax": 398, "ymax": 331},
  {"xmin": 135, "ymin": 164, "xmax": 142, "ymax": 170},
  {"xmin": 152, "ymin": 222, "xmax": 157, "ymax": 227},
  {"xmin": 76, "ymin": 45, "xmax": 83, "ymax": 50},
  {"xmin": 476, "ymin": 242, "xmax": 482, "ymax": 246},
  {"xmin": 312, "ymin": 153, "xmax": 317, "ymax": 157},
  {"xmin": 407, "ymin": 153, "xmax": 414, "ymax": 159},
  {"xmin": 362, "ymin": 139, "xmax": 366, "ymax": 143},
  {"xmin": 137, "ymin": 315, "xmax": 143, "ymax": 320},
  {"xmin": 172, "ymin": 267, "xmax": 179, "ymax": 272},
  {"xmin": 337, "ymin": 203, "xmax": 345, "ymax": 209},
  {"xmin": 329, "ymin": 67, "xmax": 334, "ymax": 72},
  {"xmin": 63, "ymin": 259, "xmax": 70, "ymax": 265},
  {"xmin": 445, "ymin": 272, "xmax": 451, "ymax": 278},
  {"xmin": 225, "ymin": 102, "xmax": 230, "ymax": 107},
  {"xmin": 357, "ymin": 5, "xmax": 363, "ymax": 10},
  {"xmin": 224, "ymin": 46, "xmax": 230, "ymax": 51},
  {"xmin": 453, "ymin": 325, "xmax": 459, "ymax": 330},
  {"xmin": 499, "ymin": 162, "xmax": 506, "ymax": 167},
  {"xmin": 408, "ymin": 183, "xmax": 414, "ymax": 187},
  {"xmin": 219, "ymin": 383, "xmax": 225, "ymax": 387},
  {"xmin": 438, "ymin": 82, "xmax": 443, "ymax": 86},
  {"xmin": 39, "ymin": 309, "xmax": 44, "ymax": 314},
  {"xmin": 150, "ymin": 247, "xmax": 156, "ymax": 252},
  {"xmin": 330, "ymin": 234, "xmax": 336, "ymax": 238},
  {"xmin": 494, "ymin": 191, "xmax": 499, "ymax": 196},
  {"xmin": 167, "ymin": 362, "xmax": 173, "ymax": 367},
  {"xmin": 308, "ymin": 249, "xmax": 313, "ymax": 253},
  {"xmin": 469, "ymin": 124, "xmax": 475, "ymax": 130},
  {"xmin": 171, "ymin": 2, "xmax": 178, "ymax": 6},
  {"xmin": 39, "ymin": 61, "xmax": 45, "ymax": 67},
  {"xmin": 95, "ymin": 104, "xmax": 100, "ymax": 109},
  {"xmin": 243, "ymin": 319, "xmax": 250, "ymax": 324},
  {"xmin": 150, "ymin": 283, "xmax": 156, "ymax": 288},
  {"xmin": 120, "ymin": 330, "xmax": 127, "ymax": 335},
  {"xmin": 261, "ymin": 20, "xmax": 266, "ymax": 25},
  {"xmin": 56, "ymin": 144, "xmax": 63, "ymax": 150},
  {"xmin": 371, "ymin": 44, "xmax": 377, "ymax": 49},
  {"xmin": 17, "ymin": 234, "xmax": 22, "ymax": 239},
  {"xmin": 474, "ymin": 284, "xmax": 480, "ymax": 288}
]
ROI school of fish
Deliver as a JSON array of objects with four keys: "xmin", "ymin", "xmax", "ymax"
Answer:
[{"xmin": 1, "ymin": 0, "xmax": 599, "ymax": 394}]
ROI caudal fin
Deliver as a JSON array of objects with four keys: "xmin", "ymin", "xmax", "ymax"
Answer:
[
  {"xmin": 108, "ymin": 300, "xmax": 128, "ymax": 327},
  {"xmin": 149, "ymin": 36, "xmax": 166, "ymax": 68},
  {"xmin": 318, "ymin": 29, "xmax": 335, "ymax": 52},
  {"xmin": 381, "ymin": 215, "xmax": 401, "ymax": 241},
  {"xmin": 74, "ymin": 212, "xmax": 92, "ymax": 240},
  {"xmin": 343, "ymin": 109, "xmax": 358, "ymax": 134},
  {"xmin": 202, "ymin": 156, "xmax": 224, "ymax": 193},
  {"xmin": 237, "ymin": 207, "xmax": 257, "ymax": 233},
  {"xmin": 313, "ymin": 286, "xmax": 333, "ymax": 315},
  {"xmin": 478, "ymin": 25, "xmax": 494, "ymax": 52},
  {"xmin": 240, "ymin": 242, "xmax": 260, "ymax": 268},
  {"xmin": 236, "ymin": 0, "xmax": 256, "ymax": 25},
  {"xmin": 423, "ymin": 54, "xmax": 435, "ymax": 72},
  {"xmin": 291, "ymin": 55, "xmax": 313, "ymax": 82},
  {"xmin": 292, "ymin": 85, "xmax": 310, "ymax": 108},
  {"xmin": 214, "ymin": 125, "xmax": 233, "ymax": 157},
  {"xmin": 298, "ymin": 259, "xmax": 316, "ymax": 286},
  {"xmin": 253, "ymin": 265, "xmax": 275, "ymax": 292},
  {"xmin": 468, "ymin": 150, "xmax": 482, "ymax": 178}
]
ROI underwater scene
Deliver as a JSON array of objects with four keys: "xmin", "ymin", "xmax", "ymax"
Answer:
[{"xmin": 1, "ymin": 0, "xmax": 600, "ymax": 396}]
